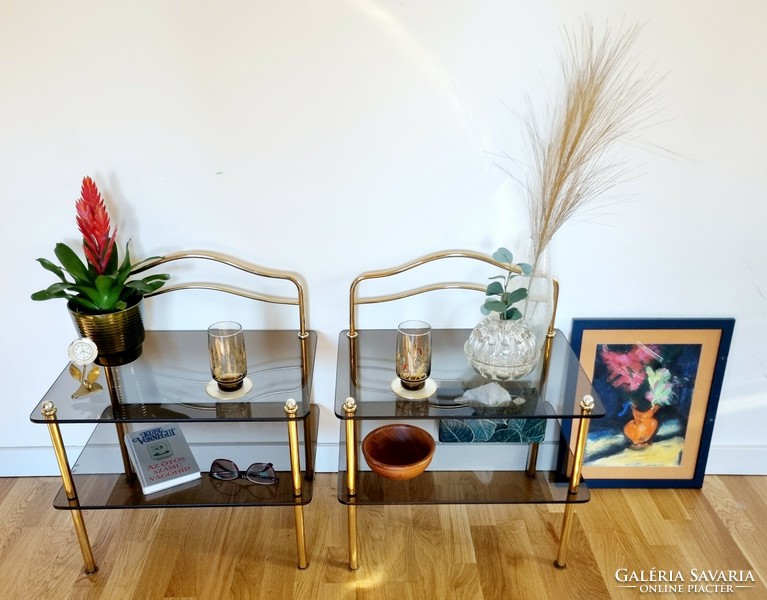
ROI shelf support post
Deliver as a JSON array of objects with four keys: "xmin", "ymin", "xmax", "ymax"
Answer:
[
  {"xmin": 530, "ymin": 323, "xmax": 558, "ymax": 478},
  {"xmin": 555, "ymin": 394, "xmax": 594, "ymax": 568},
  {"xmin": 41, "ymin": 401, "xmax": 98, "ymax": 575},
  {"xmin": 525, "ymin": 442, "xmax": 540, "ymax": 479},
  {"xmin": 299, "ymin": 336, "xmax": 315, "ymax": 478},
  {"xmin": 284, "ymin": 399, "xmax": 308, "ymax": 569},
  {"xmin": 343, "ymin": 397, "xmax": 359, "ymax": 570},
  {"xmin": 103, "ymin": 366, "xmax": 135, "ymax": 480}
]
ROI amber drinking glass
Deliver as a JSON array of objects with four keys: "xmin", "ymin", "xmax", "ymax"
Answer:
[
  {"xmin": 208, "ymin": 321, "xmax": 248, "ymax": 391},
  {"xmin": 395, "ymin": 320, "xmax": 432, "ymax": 390}
]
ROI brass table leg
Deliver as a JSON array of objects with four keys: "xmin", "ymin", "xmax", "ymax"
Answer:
[
  {"xmin": 41, "ymin": 401, "xmax": 97, "ymax": 575},
  {"xmin": 343, "ymin": 397, "xmax": 359, "ymax": 570},
  {"xmin": 530, "ymin": 327, "xmax": 556, "ymax": 480},
  {"xmin": 526, "ymin": 442, "xmax": 540, "ymax": 479},
  {"xmin": 103, "ymin": 366, "xmax": 135, "ymax": 479},
  {"xmin": 303, "ymin": 416, "xmax": 314, "ymax": 479},
  {"xmin": 555, "ymin": 394, "xmax": 594, "ymax": 568},
  {"xmin": 285, "ymin": 399, "xmax": 308, "ymax": 569}
]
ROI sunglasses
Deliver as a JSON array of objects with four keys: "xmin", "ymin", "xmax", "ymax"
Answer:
[{"xmin": 209, "ymin": 459, "xmax": 279, "ymax": 485}]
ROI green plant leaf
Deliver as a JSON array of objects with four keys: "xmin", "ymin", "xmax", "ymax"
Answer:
[
  {"xmin": 94, "ymin": 275, "xmax": 116, "ymax": 294},
  {"xmin": 125, "ymin": 280, "xmax": 155, "ymax": 294},
  {"xmin": 505, "ymin": 287, "xmax": 528, "ymax": 305},
  {"xmin": 145, "ymin": 280, "xmax": 167, "ymax": 292},
  {"xmin": 126, "ymin": 273, "xmax": 170, "ymax": 294},
  {"xmin": 105, "ymin": 238, "xmax": 120, "ymax": 273},
  {"xmin": 94, "ymin": 275, "xmax": 122, "ymax": 310},
  {"xmin": 139, "ymin": 273, "xmax": 170, "ymax": 284},
  {"xmin": 492, "ymin": 247, "xmax": 514, "ymax": 264},
  {"xmin": 483, "ymin": 299, "xmax": 507, "ymax": 313},
  {"xmin": 504, "ymin": 307, "xmax": 523, "ymax": 320},
  {"xmin": 31, "ymin": 288, "xmax": 71, "ymax": 301},
  {"xmin": 518, "ymin": 262, "xmax": 533, "ymax": 276},
  {"xmin": 486, "ymin": 281, "xmax": 504, "ymax": 296},
  {"xmin": 54, "ymin": 243, "xmax": 91, "ymax": 284},
  {"xmin": 75, "ymin": 282, "xmax": 111, "ymax": 310},
  {"xmin": 129, "ymin": 255, "xmax": 164, "ymax": 273},
  {"xmin": 35, "ymin": 258, "xmax": 68, "ymax": 283},
  {"xmin": 68, "ymin": 296, "xmax": 101, "ymax": 312},
  {"xmin": 116, "ymin": 242, "xmax": 133, "ymax": 286},
  {"xmin": 39, "ymin": 282, "xmax": 78, "ymax": 295}
]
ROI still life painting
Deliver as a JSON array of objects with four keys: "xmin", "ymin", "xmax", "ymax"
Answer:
[{"xmin": 570, "ymin": 318, "xmax": 734, "ymax": 488}]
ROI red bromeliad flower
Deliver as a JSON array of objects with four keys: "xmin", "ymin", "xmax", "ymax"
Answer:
[{"xmin": 75, "ymin": 176, "xmax": 117, "ymax": 275}]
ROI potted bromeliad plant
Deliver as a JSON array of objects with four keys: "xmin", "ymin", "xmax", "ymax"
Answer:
[
  {"xmin": 31, "ymin": 176, "xmax": 169, "ymax": 366},
  {"xmin": 463, "ymin": 247, "xmax": 540, "ymax": 380}
]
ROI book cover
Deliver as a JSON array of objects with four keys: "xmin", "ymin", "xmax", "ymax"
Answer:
[{"xmin": 124, "ymin": 425, "xmax": 201, "ymax": 495}]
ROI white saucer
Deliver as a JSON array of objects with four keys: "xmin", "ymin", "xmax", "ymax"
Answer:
[
  {"xmin": 205, "ymin": 377, "xmax": 253, "ymax": 400},
  {"xmin": 390, "ymin": 377, "xmax": 437, "ymax": 400}
]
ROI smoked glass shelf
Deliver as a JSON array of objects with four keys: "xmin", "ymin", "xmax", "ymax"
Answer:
[
  {"xmin": 32, "ymin": 330, "xmax": 315, "ymax": 423},
  {"xmin": 336, "ymin": 469, "xmax": 587, "ymax": 506},
  {"xmin": 53, "ymin": 405, "xmax": 318, "ymax": 510},
  {"xmin": 31, "ymin": 330, "xmax": 317, "ymax": 511}
]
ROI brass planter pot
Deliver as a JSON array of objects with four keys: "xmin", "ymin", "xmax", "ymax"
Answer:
[{"xmin": 68, "ymin": 299, "xmax": 146, "ymax": 366}]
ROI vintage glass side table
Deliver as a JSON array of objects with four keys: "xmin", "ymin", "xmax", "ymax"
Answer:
[
  {"xmin": 333, "ymin": 250, "xmax": 605, "ymax": 569},
  {"xmin": 30, "ymin": 251, "xmax": 317, "ymax": 573}
]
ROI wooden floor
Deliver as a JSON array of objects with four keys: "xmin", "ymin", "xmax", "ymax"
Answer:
[{"xmin": 0, "ymin": 474, "xmax": 765, "ymax": 599}]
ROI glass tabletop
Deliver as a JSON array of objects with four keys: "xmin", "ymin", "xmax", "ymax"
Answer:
[
  {"xmin": 334, "ymin": 329, "xmax": 604, "ymax": 420},
  {"xmin": 31, "ymin": 330, "xmax": 316, "ymax": 424}
]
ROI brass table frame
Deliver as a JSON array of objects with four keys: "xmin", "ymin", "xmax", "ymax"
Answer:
[
  {"xmin": 34, "ymin": 251, "xmax": 315, "ymax": 574},
  {"xmin": 337, "ymin": 249, "xmax": 597, "ymax": 570}
]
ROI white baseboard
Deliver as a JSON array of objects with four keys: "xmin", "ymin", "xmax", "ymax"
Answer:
[
  {"xmin": 7, "ymin": 444, "xmax": 767, "ymax": 478},
  {"xmin": 704, "ymin": 446, "xmax": 767, "ymax": 475},
  {"xmin": 6, "ymin": 443, "xmax": 343, "ymax": 477}
]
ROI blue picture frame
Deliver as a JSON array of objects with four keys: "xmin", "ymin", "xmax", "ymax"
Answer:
[{"xmin": 569, "ymin": 318, "xmax": 735, "ymax": 488}]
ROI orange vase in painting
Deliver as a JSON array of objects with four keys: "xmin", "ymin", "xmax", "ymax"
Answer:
[{"xmin": 623, "ymin": 404, "xmax": 660, "ymax": 449}]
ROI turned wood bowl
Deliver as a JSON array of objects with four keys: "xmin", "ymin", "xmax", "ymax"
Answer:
[{"xmin": 362, "ymin": 424, "xmax": 436, "ymax": 480}]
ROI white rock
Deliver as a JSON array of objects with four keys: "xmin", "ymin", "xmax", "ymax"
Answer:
[{"xmin": 461, "ymin": 382, "xmax": 511, "ymax": 406}]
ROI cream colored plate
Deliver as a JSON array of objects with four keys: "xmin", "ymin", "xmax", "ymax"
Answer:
[
  {"xmin": 205, "ymin": 377, "xmax": 253, "ymax": 400},
  {"xmin": 390, "ymin": 377, "xmax": 437, "ymax": 400}
]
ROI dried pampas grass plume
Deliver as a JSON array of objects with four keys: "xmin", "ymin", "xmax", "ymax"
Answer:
[{"xmin": 524, "ymin": 21, "xmax": 664, "ymax": 266}]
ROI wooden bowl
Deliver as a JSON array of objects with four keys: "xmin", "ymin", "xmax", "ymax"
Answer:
[{"xmin": 362, "ymin": 424, "xmax": 436, "ymax": 480}]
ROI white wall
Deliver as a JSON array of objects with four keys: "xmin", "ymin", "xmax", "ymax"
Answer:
[{"xmin": 1, "ymin": 1, "xmax": 765, "ymax": 475}]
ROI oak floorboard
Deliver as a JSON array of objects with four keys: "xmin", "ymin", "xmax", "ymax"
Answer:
[
  {"xmin": 0, "ymin": 474, "xmax": 765, "ymax": 599},
  {"xmin": 703, "ymin": 475, "xmax": 767, "ymax": 588}
]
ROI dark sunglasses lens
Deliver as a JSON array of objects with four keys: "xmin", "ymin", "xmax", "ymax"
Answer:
[
  {"xmin": 210, "ymin": 459, "xmax": 239, "ymax": 480},
  {"xmin": 210, "ymin": 478, "xmax": 240, "ymax": 496},
  {"xmin": 246, "ymin": 462, "xmax": 278, "ymax": 485}
]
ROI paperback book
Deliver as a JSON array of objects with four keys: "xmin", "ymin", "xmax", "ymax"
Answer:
[{"xmin": 124, "ymin": 425, "xmax": 201, "ymax": 495}]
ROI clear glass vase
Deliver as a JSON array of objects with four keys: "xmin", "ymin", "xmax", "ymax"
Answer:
[
  {"xmin": 463, "ymin": 314, "xmax": 538, "ymax": 380},
  {"xmin": 521, "ymin": 242, "xmax": 554, "ymax": 352}
]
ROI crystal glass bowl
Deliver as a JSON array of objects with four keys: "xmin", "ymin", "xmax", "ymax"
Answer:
[{"xmin": 464, "ymin": 315, "xmax": 538, "ymax": 380}]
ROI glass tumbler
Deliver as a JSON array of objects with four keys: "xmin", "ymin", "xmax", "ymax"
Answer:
[
  {"xmin": 208, "ymin": 321, "xmax": 248, "ymax": 391},
  {"xmin": 396, "ymin": 320, "xmax": 432, "ymax": 391}
]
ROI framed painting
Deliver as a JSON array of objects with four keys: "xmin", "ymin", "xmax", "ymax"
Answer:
[{"xmin": 569, "ymin": 318, "xmax": 735, "ymax": 488}]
